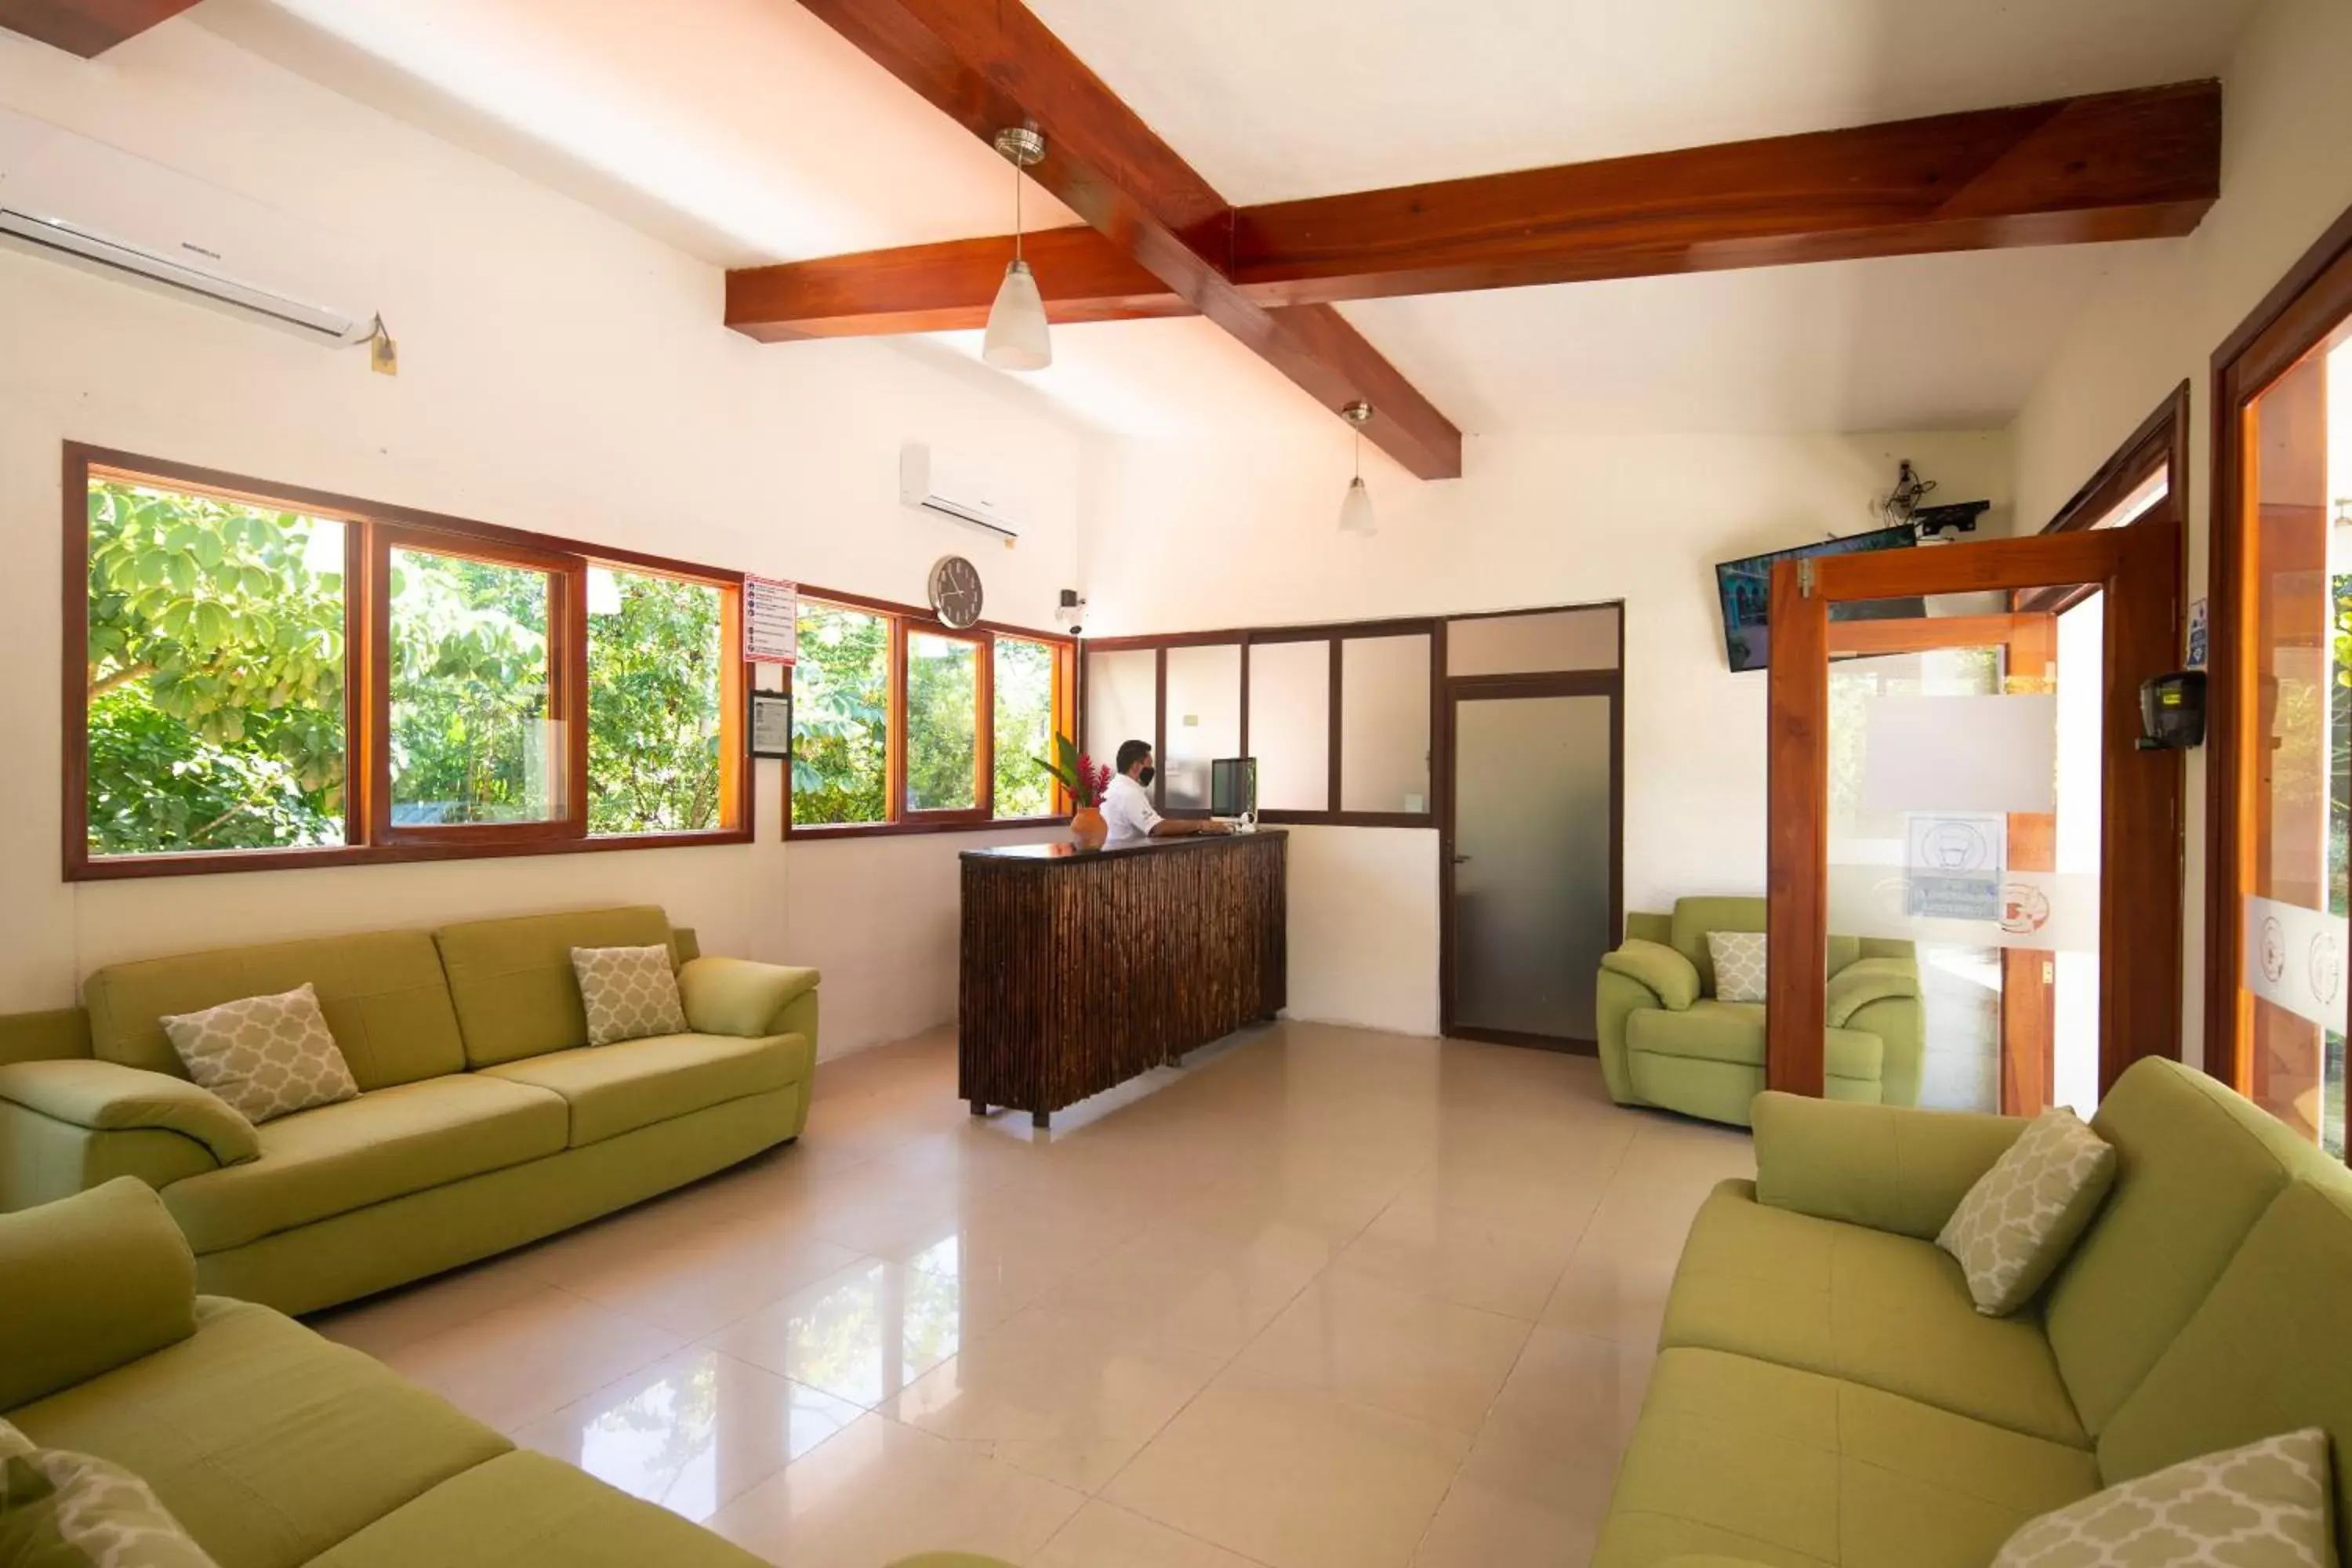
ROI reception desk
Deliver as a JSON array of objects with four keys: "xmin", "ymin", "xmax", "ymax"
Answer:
[{"xmin": 959, "ymin": 830, "xmax": 1287, "ymax": 1127}]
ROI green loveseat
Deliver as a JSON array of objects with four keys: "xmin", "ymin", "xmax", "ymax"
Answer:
[
  {"xmin": 1595, "ymin": 1057, "xmax": 2352, "ymax": 1566},
  {"xmin": 0, "ymin": 905, "xmax": 816, "ymax": 1315},
  {"xmin": 1599, "ymin": 896, "xmax": 1921, "ymax": 1125},
  {"xmin": 3, "ymin": 1178, "xmax": 775, "ymax": 1566}
]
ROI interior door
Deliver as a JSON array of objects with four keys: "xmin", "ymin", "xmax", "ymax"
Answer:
[
  {"xmin": 1446, "ymin": 675, "xmax": 1619, "ymax": 1047},
  {"xmin": 1765, "ymin": 528, "xmax": 2183, "ymax": 1101}
]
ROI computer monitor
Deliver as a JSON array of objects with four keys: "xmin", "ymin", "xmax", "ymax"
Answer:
[{"xmin": 1210, "ymin": 757, "xmax": 1258, "ymax": 818}]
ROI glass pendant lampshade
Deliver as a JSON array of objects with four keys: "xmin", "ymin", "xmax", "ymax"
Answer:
[
  {"xmin": 983, "ymin": 259, "xmax": 1051, "ymax": 370},
  {"xmin": 1337, "ymin": 399, "xmax": 1376, "ymax": 535}
]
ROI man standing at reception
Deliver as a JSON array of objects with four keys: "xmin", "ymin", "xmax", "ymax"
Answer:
[{"xmin": 1102, "ymin": 740, "xmax": 1234, "ymax": 846}]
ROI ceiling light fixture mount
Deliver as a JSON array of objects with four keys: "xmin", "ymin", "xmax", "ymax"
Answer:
[
  {"xmin": 1338, "ymin": 400, "xmax": 1376, "ymax": 536},
  {"xmin": 983, "ymin": 125, "xmax": 1051, "ymax": 372}
]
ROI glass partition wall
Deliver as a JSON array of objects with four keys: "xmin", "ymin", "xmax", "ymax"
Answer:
[
  {"xmin": 1080, "ymin": 604, "xmax": 1623, "ymax": 1050},
  {"xmin": 2211, "ymin": 212, "xmax": 2352, "ymax": 1160}
]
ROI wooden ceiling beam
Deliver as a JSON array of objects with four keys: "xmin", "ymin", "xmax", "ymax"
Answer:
[
  {"xmin": 727, "ymin": 78, "xmax": 2219, "ymax": 335},
  {"xmin": 0, "ymin": 0, "xmax": 202, "ymax": 56},
  {"xmin": 785, "ymin": 0, "xmax": 1464, "ymax": 480}
]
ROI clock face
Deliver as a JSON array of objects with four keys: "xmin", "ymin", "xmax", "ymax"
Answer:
[{"xmin": 929, "ymin": 555, "xmax": 984, "ymax": 629}]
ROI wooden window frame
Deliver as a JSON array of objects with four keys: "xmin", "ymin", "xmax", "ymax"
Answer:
[
  {"xmin": 784, "ymin": 584, "xmax": 1076, "ymax": 840},
  {"xmin": 64, "ymin": 443, "xmax": 752, "ymax": 881},
  {"xmin": 2205, "ymin": 196, "xmax": 2352, "ymax": 1105}
]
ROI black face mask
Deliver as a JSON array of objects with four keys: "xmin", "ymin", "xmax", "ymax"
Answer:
[{"xmin": 1138, "ymin": 766, "xmax": 1156, "ymax": 788}]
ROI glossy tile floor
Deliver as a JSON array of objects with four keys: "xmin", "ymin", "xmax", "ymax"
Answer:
[{"xmin": 310, "ymin": 1022, "xmax": 1753, "ymax": 1567}]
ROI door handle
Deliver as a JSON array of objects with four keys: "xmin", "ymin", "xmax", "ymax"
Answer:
[{"xmin": 1451, "ymin": 855, "xmax": 1472, "ymax": 864}]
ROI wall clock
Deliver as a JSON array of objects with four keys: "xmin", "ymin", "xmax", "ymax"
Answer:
[{"xmin": 928, "ymin": 555, "xmax": 984, "ymax": 629}]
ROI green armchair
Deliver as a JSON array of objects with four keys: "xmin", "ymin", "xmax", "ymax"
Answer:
[{"xmin": 1596, "ymin": 895, "xmax": 1922, "ymax": 1127}]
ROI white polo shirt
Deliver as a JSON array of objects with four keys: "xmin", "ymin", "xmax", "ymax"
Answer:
[{"xmin": 1101, "ymin": 771, "xmax": 1162, "ymax": 847}]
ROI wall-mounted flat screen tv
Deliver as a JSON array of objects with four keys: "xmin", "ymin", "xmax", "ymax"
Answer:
[{"xmin": 1715, "ymin": 525, "xmax": 1922, "ymax": 673}]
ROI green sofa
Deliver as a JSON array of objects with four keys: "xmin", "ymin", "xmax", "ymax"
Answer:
[
  {"xmin": 1599, "ymin": 896, "xmax": 1922, "ymax": 1125},
  {"xmin": 0, "ymin": 905, "xmax": 816, "ymax": 1316},
  {"xmin": 1596, "ymin": 1056, "xmax": 2352, "ymax": 1566},
  {"xmin": 2, "ymin": 1178, "xmax": 775, "ymax": 1566}
]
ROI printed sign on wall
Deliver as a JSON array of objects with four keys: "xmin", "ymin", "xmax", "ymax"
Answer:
[{"xmin": 744, "ymin": 576, "xmax": 797, "ymax": 664}]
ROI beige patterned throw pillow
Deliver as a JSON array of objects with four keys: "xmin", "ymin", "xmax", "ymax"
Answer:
[
  {"xmin": 572, "ymin": 945, "xmax": 688, "ymax": 1047},
  {"xmin": 160, "ymin": 983, "xmax": 357, "ymax": 1126},
  {"xmin": 0, "ymin": 1416, "xmax": 223, "ymax": 1566},
  {"xmin": 1706, "ymin": 931, "xmax": 1768, "ymax": 1003},
  {"xmin": 1937, "ymin": 1105, "xmax": 2116, "ymax": 1315},
  {"xmin": 1994, "ymin": 1428, "xmax": 2332, "ymax": 1568}
]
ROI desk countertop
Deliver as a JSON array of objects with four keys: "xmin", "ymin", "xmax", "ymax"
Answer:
[{"xmin": 960, "ymin": 828, "xmax": 1286, "ymax": 863}]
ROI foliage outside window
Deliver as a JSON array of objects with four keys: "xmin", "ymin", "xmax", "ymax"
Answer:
[
  {"xmin": 73, "ymin": 454, "xmax": 746, "ymax": 876},
  {"xmin": 787, "ymin": 595, "xmax": 1070, "ymax": 832}
]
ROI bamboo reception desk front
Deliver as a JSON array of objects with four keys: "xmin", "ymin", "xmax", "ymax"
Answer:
[{"xmin": 959, "ymin": 830, "xmax": 1287, "ymax": 1127}]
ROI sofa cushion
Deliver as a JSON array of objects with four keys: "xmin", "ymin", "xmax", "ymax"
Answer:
[
  {"xmin": 2042, "ymin": 1058, "xmax": 2341, "ymax": 1437},
  {"xmin": 1662, "ymin": 1183, "xmax": 2088, "ymax": 1449},
  {"xmin": 163, "ymin": 982, "xmax": 359, "ymax": 1126},
  {"xmin": 572, "ymin": 945, "xmax": 688, "ymax": 1047},
  {"xmin": 1995, "ymin": 1427, "xmax": 2332, "ymax": 1568},
  {"xmin": 1594, "ymin": 1348, "xmax": 2100, "ymax": 1568},
  {"xmin": 1627, "ymin": 1003, "xmax": 1884, "ymax": 1080},
  {"xmin": 2096, "ymin": 1175, "xmax": 2352, "ymax": 1566},
  {"xmin": 160, "ymin": 1076, "xmax": 568, "ymax": 1254},
  {"xmin": 434, "ymin": 907, "xmax": 677, "ymax": 1067},
  {"xmin": 0, "ymin": 1417, "xmax": 217, "ymax": 1568},
  {"xmin": 5, "ymin": 1298, "xmax": 509, "ymax": 1568},
  {"xmin": 304, "ymin": 1450, "xmax": 771, "ymax": 1568},
  {"xmin": 480, "ymin": 1031, "xmax": 810, "ymax": 1147},
  {"xmin": 85, "ymin": 931, "xmax": 466, "ymax": 1092},
  {"xmin": 1937, "ymin": 1109, "xmax": 2116, "ymax": 1317},
  {"xmin": 0, "ymin": 1180, "xmax": 196, "ymax": 1413},
  {"xmin": 1668, "ymin": 898, "xmax": 1762, "ymax": 996}
]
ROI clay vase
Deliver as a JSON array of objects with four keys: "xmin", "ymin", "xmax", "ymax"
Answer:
[{"xmin": 1069, "ymin": 805, "xmax": 1109, "ymax": 851}]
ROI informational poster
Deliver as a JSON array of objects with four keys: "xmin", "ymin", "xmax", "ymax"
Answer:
[
  {"xmin": 1904, "ymin": 811, "xmax": 2006, "ymax": 920},
  {"xmin": 744, "ymin": 576, "xmax": 798, "ymax": 664},
  {"xmin": 749, "ymin": 691, "xmax": 793, "ymax": 759},
  {"xmin": 2245, "ymin": 895, "xmax": 2348, "ymax": 1029},
  {"xmin": 2187, "ymin": 597, "xmax": 2209, "ymax": 668}
]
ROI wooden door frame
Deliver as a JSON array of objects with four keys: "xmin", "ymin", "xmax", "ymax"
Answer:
[
  {"xmin": 2205, "ymin": 198, "xmax": 2352, "ymax": 1094},
  {"xmin": 1766, "ymin": 526, "xmax": 2185, "ymax": 1098},
  {"xmin": 1438, "ymin": 668, "xmax": 1624, "ymax": 1051}
]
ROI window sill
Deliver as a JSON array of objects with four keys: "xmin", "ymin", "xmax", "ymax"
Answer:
[
  {"xmin": 786, "ymin": 816, "xmax": 1072, "ymax": 842},
  {"xmin": 67, "ymin": 826, "xmax": 754, "ymax": 882}
]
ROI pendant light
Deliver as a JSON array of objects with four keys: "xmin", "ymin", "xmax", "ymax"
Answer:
[
  {"xmin": 984, "ymin": 126, "xmax": 1051, "ymax": 371},
  {"xmin": 1337, "ymin": 401, "xmax": 1377, "ymax": 535}
]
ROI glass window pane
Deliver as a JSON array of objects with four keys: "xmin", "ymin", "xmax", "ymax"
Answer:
[
  {"xmin": 587, "ymin": 568, "xmax": 727, "ymax": 834},
  {"xmin": 85, "ymin": 477, "xmax": 347, "ymax": 855},
  {"xmin": 1447, "ymin": 607, "xmax": 1620, "ymax": 676},
  {"xmin": 1164, "ymin": 644, "xmax": 1241, "ymax": 811},
  {"xmin": 1340, "ymin": 633, "xmax": 1431, "ymax": 813},
  {"xmin": 993, "ymin": 637, "xmax": 1057, "ymax": 818},
  {"xmin": 1084, "ymin": 648, "xmax": 1156, "ymax": 777},
  {"xmin": 2237, "ymin": 321, "xmax": 2351, "ymax": 1157},
  {"xmin": 388, "ymin": 547, "xmax": 557, "ymax": 825},
  {"xmin": 906, "ymin": 631, "xmax": 979, "ymax": 813},
  {"xmin": 1247, "ymin": 639, "xmax": 1330, "ymax": 811},
  {"xmin": 791, "ymin": 604, "xmax": 888, "ymax": 826}
]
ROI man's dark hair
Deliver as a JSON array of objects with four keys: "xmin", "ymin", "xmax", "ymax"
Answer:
[{"xmin": 1115, "ymin": 739, "xmax": 1153, "ymax": 776}]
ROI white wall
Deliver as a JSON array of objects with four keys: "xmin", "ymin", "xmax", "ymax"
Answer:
[
  {"xmin": 0, "ymin": 24, "xmax": 1091, "ymax": 1054},
  {"xmin": 2005, "ymin": 0, "xmax": 2352, "ymax": 1069},
  {"xmin": 1085, "ymin": 426, "xmax": 2014, "ymax": 1031}
]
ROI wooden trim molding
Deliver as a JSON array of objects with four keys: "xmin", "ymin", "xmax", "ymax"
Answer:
[
  {"xmin": 0, "ymin": 0, "xmax": 201, "ymax": 56},
  {"xmin": 2203, "ymin": 196, "xmax": 2352, "ymax": 1097},
  {"xmin": 64, "ymin": 443, "xmax": 753, "ymax": 880}
]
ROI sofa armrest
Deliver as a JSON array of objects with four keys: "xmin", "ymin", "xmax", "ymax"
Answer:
[
  {"xmin": 0, "ymin": 1059, "xmax": 258, "ymax": 1167},
  {"xmin": 1824, "ymin": 956, "xmax": 1918, "ymax": 1027},
  {"xmin": 1751, "ymin": 1091, "xmax": 2027, "ymax": 1241},
  {"xmin": 0, "ymin": 1178, "xmax": 198, "ymax": 1410},
  {"xmin": 1599, "ymin": 938, "xmax": 1700, "ymax": 1010},
  {"xmin": 679, "ymin": 956, "xmax": 821, "ymax": 1039}
]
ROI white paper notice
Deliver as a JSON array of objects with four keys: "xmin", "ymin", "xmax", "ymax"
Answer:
[
  {"xmin": 2244, "ymin": 895, "xmax": 2349, "ymax": 1029},
  {"xmin": 1862, "ymin": 694, "xmax": 2057, "ymax": 815},
  {"xmin": 744, "ymin": 576, "xmax": 797, "ymax": 663}
]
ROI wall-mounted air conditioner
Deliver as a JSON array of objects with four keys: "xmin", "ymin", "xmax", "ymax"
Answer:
[
  {"xmin": 899, "ymin": 442, "xmax": 1023, "ymax": 543},
  {"xmin": 0, "ymin": 105, "xmax": 379, "ymax": 345}
]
